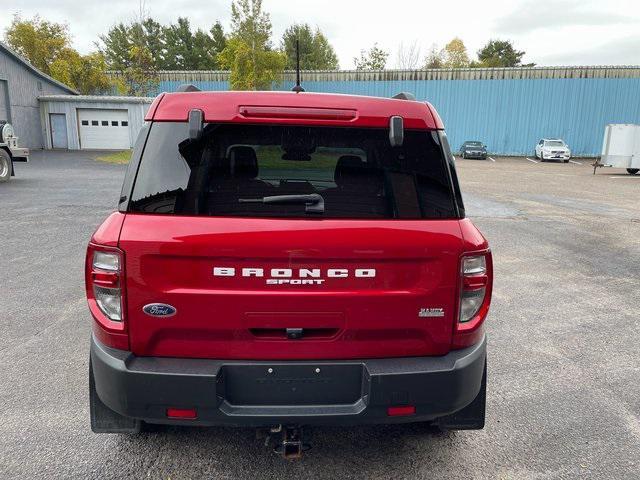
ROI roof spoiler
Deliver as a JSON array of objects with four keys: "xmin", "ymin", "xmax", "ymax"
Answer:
[
  {"xmin": 177, "ymin": 84, "xmax": 201, "ymax": 92},
  {"xmin": 392, "ymin": 92, "xmax": 416, "ymax": 101}
]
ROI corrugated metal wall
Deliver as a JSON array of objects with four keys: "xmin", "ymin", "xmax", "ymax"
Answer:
[
  {"xmin": 291, "ymin": 77, "xmax": 640, "ymax": 156},
  {"xmin": 110, "ymin": 67, "xmax": 640, "ymax": 156},
  {"xmin": 0, "ymin": 48, "xmax": 73, "ymax": 148}
]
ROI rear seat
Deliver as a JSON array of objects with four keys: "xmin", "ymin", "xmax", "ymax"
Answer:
[
  {"xmin": 322, "ymin": 155, "xmax": 388, "ymax": 217},
  {"xmin": 207, "ymin": 146, "xmax": 273, "ymax": 214}
]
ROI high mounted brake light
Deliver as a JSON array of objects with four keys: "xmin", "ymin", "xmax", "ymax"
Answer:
[{"xmin": 239, "ymin": 106, "xmax": 357, "ymax": 121}]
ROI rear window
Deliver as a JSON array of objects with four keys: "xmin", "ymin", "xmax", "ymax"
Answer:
[{"xmin": 127, "ymin": 123, "xmax": 459, "ymax": 219}]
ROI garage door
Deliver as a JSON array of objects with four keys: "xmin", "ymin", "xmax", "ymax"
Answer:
[{"xmin": 78, "ymin": 109, "xmax": 130, "ymax": 150}]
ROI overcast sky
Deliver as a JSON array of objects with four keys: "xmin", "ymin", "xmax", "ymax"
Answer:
[{"xmin": 4, "ymin": 0, "xmax": 640, "ymax": 68}]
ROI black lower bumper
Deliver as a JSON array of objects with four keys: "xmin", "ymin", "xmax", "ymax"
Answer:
[{"xmin": 90, "ymin": 335, "xmax": 486, "ymax": 427}]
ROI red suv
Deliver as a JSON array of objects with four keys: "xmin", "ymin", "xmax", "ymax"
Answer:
[{"xmin": 87, "ymin": 89, "xmax": 492, "ymax": 449}]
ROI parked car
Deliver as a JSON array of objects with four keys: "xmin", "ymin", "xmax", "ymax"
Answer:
[
  {"xmin": 460, "ymin": 141, "xmax": 487, "ymax": 159},
  {"xmin": 535, "ymin": 138, "xmax": 571, "ymax": 162},
  {"xmin": 86, "ymin": 88, "xmax": 492, "ymax": 458},
  {"xmin": 0, "ymin": 121, "xmax": 29, "ymax": 182}
]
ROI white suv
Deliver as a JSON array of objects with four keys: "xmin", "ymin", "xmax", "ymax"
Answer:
[{"xmin": 535, "ymin": 138, "xmax": 571, "ymax": 162}]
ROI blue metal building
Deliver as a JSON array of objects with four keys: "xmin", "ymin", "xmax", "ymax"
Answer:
[{"xmin": 115, "ymin": 67, "xmax": 640, "ymax": 156}]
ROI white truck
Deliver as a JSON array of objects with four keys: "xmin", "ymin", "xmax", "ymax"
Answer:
[
  {"xmin": 598, "ymin": 124, "xmax": 640, "ymax": 175},
  {"xmin": 0, "ymin": 122, "xmax": 29, "ymax": 182}
]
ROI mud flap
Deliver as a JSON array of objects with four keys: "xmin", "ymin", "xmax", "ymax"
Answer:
[
  {"xmin": 434, "ymin": 360, "xmax": 486, "ymax": 430},
  {"xmin": 89, "ymin": 359, "xmax": 141, "ymax": 434}
]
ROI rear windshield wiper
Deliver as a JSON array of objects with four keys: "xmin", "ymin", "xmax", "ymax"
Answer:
[{"xmin": 239, "ymin": 193, "xmax": 325, "ymax": 213}]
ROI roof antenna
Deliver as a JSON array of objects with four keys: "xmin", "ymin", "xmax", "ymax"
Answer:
[{"xmin": 291, "ymin": 39, "xmax": 305, "ymax": 93}]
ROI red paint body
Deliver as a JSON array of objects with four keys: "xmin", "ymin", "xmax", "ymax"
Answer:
[
  {"xmin": 146, "ymin": 91, "xmax": 444, "ymax": 129},
  {"xmin": 87, "ymin": 91, "xmax": 491, "ymax": 361}
]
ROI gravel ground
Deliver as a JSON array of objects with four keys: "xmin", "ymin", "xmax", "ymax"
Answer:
[{"xmin": 0, "ymin": 151, "xmax": 638, "ymax": 479}]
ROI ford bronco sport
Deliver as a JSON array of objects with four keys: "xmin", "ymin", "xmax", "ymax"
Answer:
[{"xmin": 87, "ymin": 89, "xmax": 492, "ymax": 454}]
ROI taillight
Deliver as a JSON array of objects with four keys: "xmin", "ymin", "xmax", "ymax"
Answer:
[
  {"xmin": 86, "ymin": 244, "xmax": 128, "ymax": 349},
  {"xmin": 92, "ymin": 251, "xmax": 122, "ymax": 321},
  {"xmin": 453, "ymin": 251, "xmax": 493, "ymax": 349},
  {"xmin": 460, "ymin": 256, "xmax": 487, "ymax": 323}
]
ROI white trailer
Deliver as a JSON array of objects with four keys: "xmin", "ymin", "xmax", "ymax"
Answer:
[{"xmin": 599, "ymin": 124, "xmax": 640, "ymax": 175}]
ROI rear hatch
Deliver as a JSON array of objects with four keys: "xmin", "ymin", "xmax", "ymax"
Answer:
[{"xmin": 119, "ymin": 121, "xmax": 464, "ymax": 360}]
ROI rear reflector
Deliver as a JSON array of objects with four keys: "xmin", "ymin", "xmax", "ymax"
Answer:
[
  {"xmin": 239, "ymin": 105, "xmax": 357, "ymax": 121},
  {"xmin": 166, "ymin": 408, "xmax": 197, "ymax": 419},
  {"xmin": 387, "ymin": 405, "xmax": 416, "ymax": 417}
]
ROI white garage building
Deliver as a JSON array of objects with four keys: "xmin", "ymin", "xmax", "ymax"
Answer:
[{"xmin": 39, "ymin": 95, "xmax": 153, "ymax": 150}]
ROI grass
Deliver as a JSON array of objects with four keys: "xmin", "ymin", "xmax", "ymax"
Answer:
[
  {"xmin": 92, "ymin": 146, "xmax": 362, "ymax": 169},
  {"xmin": 256, "ymin": 146, "xmax": 362, "ymax": 169},
  {"xmin": 95, "ymin": 150, "xmax": 132, "ymax": 164}
]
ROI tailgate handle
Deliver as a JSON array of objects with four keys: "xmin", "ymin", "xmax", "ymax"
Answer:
[
  {"xmin": 249, "ymin": 327, "xmax": 339, "ymax": 340},
  {"xmin": 286, "ymin": 328, "xmax": 304, "ymax": 340}
]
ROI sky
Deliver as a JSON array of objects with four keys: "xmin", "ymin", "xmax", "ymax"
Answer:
[{"xmin": 3, "ymin": 0, "xmax": 640, "ymax": 68}]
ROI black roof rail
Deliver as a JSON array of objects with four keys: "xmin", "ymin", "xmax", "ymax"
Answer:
[
  {"xmin": 392, "ymin": 92, "xmax": 416, "ymax": 101},
  {"xmin": 176, "ymin": 84, "xmax": 201, "ymax": 92}
]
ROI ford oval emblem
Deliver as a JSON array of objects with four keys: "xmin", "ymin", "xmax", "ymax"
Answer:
[{"xmin": 143, "ymin": 303, "xmax": 177, "ymax": 317}]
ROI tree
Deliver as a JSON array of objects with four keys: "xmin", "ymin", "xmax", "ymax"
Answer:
[
  {"xmin": 120, "ymin": 45, "xmax": 159, "ymax": 96},
  {"xmin": 396, "ymin": 41, "xmax": 421, "ymax": 70},
  {"xmin": 99, "ymin": 23, "xmax": 133, "ymax": 70},
  {"xmin": 100, "ymin": 19, "xmax": 165, "ymax": 70},
  {"xmin": 4, "ymin": 14, "xmax": 70, "ymax": 75},
  {"xmin": 101, "ymin": 18, "xmax": 227, "ymax": 71},
  {"xmin": 5, "ymin": 15, "xmax": 113, "ymax": 94},
  {"xmin": 210, "ymin": 21, "xmax": 228, "ymax": 64},
  {"xmin": 99, "ymin": 6, "xmax": 162, "ymax": 96},
  {"xmin": 230, "ymin": 0, "xmax": 272, "ymax": 49},
  {"xmin": 477, "ymin": 39, "xmax": 533, "ymax": 67},
  {"xmin": 443, "ymin": 37, "xmax": 470, "ymax": 68},
  {"xmin": 163, "ymin": 18, "xmax": 227, "ymax": 70},
  {"xmin": 50, "ymin": 51, "xmax": 113, "ymax": 94},
  {"xmin": 164, "ymin": 18, "xmax": 197, "ymax": 69},
  {"xmin": 218, "ymin": 0, "xmax": 286, "ymax": 90},
  {"xmin": 136, "ymin": 18, "xmax": 165, "ymax": 68},
  {"xmin": 281, "ymin": 24, "xmax": 339, "ymax": 70},
  {"xmin": 424, "ymin": 43, "xmax": 445, "ymax": 69},
  {"xmin": 353, "ymin": 43, "xmax": 389, "ymax": 70},
  {"xmin": 218, "ymin": 37, "xmax": 285, "ymax": 90}
]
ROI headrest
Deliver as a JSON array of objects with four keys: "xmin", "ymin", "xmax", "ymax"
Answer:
[
  {"xmin": 228, "ymin": 146, "xmax": 258, "ymax": 179},
  {"xmin": 334, "ymin": 155, "xmax": 366, "ymax": 187}
]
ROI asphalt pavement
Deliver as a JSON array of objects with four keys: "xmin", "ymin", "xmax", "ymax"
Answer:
[{"xmin": 0, "ymin": 151, "xmax": 638, "ymax": 479}]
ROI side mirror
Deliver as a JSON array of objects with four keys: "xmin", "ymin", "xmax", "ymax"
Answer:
[{"xmin": 389, "ymin": 116, "xmax": 404, "ymax": 147}]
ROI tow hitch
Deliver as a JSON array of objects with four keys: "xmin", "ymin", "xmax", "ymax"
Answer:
[{"xmin": 264, "ymin": 425, "xmax": 310, "ymax": 459}]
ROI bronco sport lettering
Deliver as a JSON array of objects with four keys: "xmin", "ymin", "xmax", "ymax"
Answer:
[{"xmin": 214, "ymin": 266, "xmax": 376, "ymax": 286}]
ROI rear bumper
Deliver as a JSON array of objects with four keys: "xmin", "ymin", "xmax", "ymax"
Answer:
[
  {"xmin": 541, "ymin": 153, "xmax": 569, "ymax": 160},
  {"xmin": 463, "ymin": 152, "xmax": 487, "ymax": 159},
  {"xmin": 91, "ymin": 334, "xmax": 486, "ymax": 427},
  {"xmin": 9, "ymin": 147, "xmax": 29, "ymax": 161}
]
